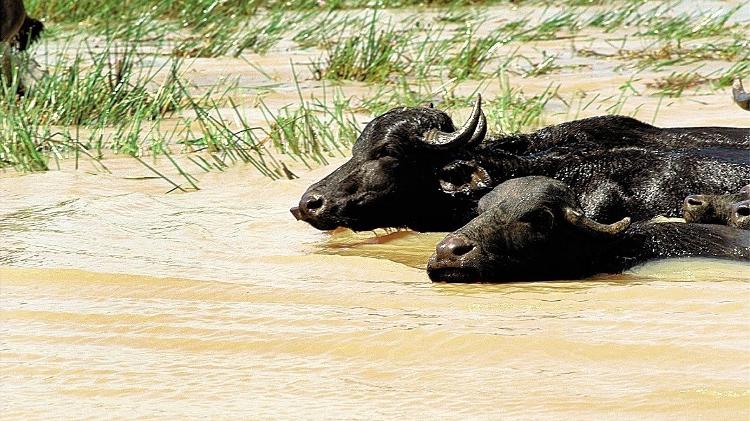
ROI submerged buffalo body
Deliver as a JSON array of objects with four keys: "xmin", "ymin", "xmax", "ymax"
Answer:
[
  {"xmin": 427, "ymin": 176, "xmax": 749, "ymax": 283},
  {"xmin": 292, "ymin": 97, "xmax": 750, "ymax": 232},
  {"xmin": 684, "ymin": 185, "xmax": 750, "ymax": 229}
]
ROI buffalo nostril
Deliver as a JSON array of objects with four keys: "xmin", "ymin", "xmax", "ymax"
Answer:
[
  {"xmin": 303, "ymin": 195, "xmax": 324, "ymax": 212},
  {"xmin": 437, "ymin": 235, "xmax": 476, "ymax": 258},
  {"xmin": 685, "ymin": 196, "xmax": 703, "ymax": 207},
  {"xmin": 736, "ymin": 206, "xmax": 750, "ymax": 217},
  {"xmin": 452, "ymin": 243, "xmax": 474, "ymax": 256}
]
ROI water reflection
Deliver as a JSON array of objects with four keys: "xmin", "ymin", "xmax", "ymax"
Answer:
[{"xmin": 317, "ymin": 229, "xmax": 441, "ymax": 269}]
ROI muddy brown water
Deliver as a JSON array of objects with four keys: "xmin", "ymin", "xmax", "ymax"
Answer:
[
  {"xmin": 2, "ymin": 155, "xmax": 749, "ymax": 419},
  {"xmin": 3, "ymin": 1, "xmax": 750, "ymax": 418}
]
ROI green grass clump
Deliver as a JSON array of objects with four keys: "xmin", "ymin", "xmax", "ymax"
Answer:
[
  {"xmin": 360, "ymin": 72, "xmax": 556, "ymax": 134},
  {"xmin": 293, "ymin": 12, "xmax": 366, "ymax": 49},
  {"xmin": 262, "ymin": 70, "xmax": 360, "ymax": 169},
  {"xmin": 621, "ymin": 37, "xmax": 750, "ymax": 71},
  {"xmin": 4, "ymin": 46, "xmax": 184, "ymax": 127},
  {"xmin": 0, "ymin": 41, "xmax": 213, "ymax": 177},
  {"xmin": 514, "ymin": 10, "xmax": 581, "ymax": 41},
  {"xmin": 519, "ymin": 52, "xmax": 561, "ymax": 77},
  {"xmin": 7, "ymin": 0, "xmax": 748, "ymax": 188},
  {"xmin": 0, "ymin": 114, "xmax": 58, "ymax": 171},
  {"xmin": 0, "ymin": 35, "xmax": 362, "ymax": 184},
  {"xmin": 587, "ymin": 0, "xmax": 645, "ymax": 32},
  {"xmin": 358, "ymin": 77, "xmax": 448, "ymax": 115},
  {"xmin": 445, "ymin": 28, "xmax": 503, "ymax": 79},
  {"xmin": 646, "ymin": 70, "xmax": 707, "ymax": 97},
  {"xmin": 311, "ymin": 14, "xmax": 407, "ymax": 82},
  {"xmin": 261, "ymin": 97, "xmax": 359, "ymax": 169},
  {"xmin": 637, "ymin": 5, "xmax": 742, "ymax": 41},
  {"xmin": 712, "ymin": 60, "xmax": 750, "ymax": 88},
  {"xmin": 27, "ymin": 0, "xmax": 514, "ymax": 35},
  {"xmin": 645, "ymin": 60, "xmax": 749, "ymax": 98},
  {"xmin": 174, "ymin": 10, "xmax": 314, "ymax": 57},
  {"xmin": 177, "ymin": 81, "xmax": 359, "ymax": 179},
  {"xmin": 484, "ymin": 77, "xmax": 558, "ymax": 134}
]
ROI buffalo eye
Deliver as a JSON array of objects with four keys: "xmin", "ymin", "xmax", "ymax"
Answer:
[
  {"xmin": 518, "ymin": 208, "xmax": 555, "ymax": 232},
  {"xmin": 372, "ymin": 144, "xmax": 400, "ymax": 159}
]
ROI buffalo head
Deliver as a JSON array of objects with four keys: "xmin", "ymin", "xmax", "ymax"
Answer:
[
  {"xmin": 683, "ymin": 184, "xmax": 750, "ymax": 226},
  {"xmin": 427, "ymin": 176, "xmax": 631, "ymax": 282},
  {"xmin": 291, "ymin": 96, "xmax": 489, "ymax": 231}
]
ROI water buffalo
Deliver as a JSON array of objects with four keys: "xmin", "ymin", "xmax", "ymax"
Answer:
[
  {"xmin": 292, "ymin": 96, "xmax": 750, "ymax": 232},
  {"xmin": 683, "ymin": 185, "xmax": 749, "ymax": 227},
  {"xmin": 734, "ymin": 79, "xmax": 749, "ymax": 111},
  {"xmin": 1, "ymin": 0, "xmax": 44, "ymax": 91},
  {"xmin": 427, "ymin": 176, "xmax": 749, "ymax": 283}
]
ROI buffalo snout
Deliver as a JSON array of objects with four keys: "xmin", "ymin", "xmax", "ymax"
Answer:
[
  {"xmin": 435, "ymin": 234, "xmax": 477, "ymax": 260},
  {"xmin": 289, "ymin": 206, "xmax": 302, "ymax": 220},
  {"xmin": 290, "ymin": 189, "xmax": 340, "ymax": 230},
  {"xmin": 299, "ymin": 192, "xmax": 325, "ymax": 215},
  {"xmin": 427, "ymin": 234, "xmax": 481, "ymax": 283}
]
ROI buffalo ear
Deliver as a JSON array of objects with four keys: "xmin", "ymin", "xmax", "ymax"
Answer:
[{"xmin": 438, "ymin": 160, "xmax": 492, "ymax": 197}]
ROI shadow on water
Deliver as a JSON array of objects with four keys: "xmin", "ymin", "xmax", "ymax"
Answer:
[
  {"xmin": 426, "ymin": 273, "xmax": 648, "ymax": 296},
  {"xmin": 429, "ymin": 257, "xmax": 750, "ymax": 295},
  {"xmin": 314, "ymin": 228, "xmax": 443, "ymax": 269}
]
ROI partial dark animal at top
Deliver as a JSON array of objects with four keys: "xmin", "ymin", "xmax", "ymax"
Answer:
[
  {"xmin": 292, "ymin": 96, "xmax": 750, "ymax": 232},
  {"xmin": 683, "ymin": 184, "xmax": 749, "ymax": 228},
  {"xmin": 734, "ymin": 79, "xmax": 750, "ymax": 111},
  {"xmin": 1, "ymin": 0, "xmax": 44, "ymax": 93},
  {"xmin": 1, "ymin": 0, "xmax": 25, "ymax": 44},
  {"xmin": 1, "ymin": 0, "xmax": 43, "ymax": 49},
  {"xmin": 427, "ymin": 176, "xmax": 750, "ymax": 283}
]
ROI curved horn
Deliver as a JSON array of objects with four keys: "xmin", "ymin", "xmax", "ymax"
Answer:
[
  {"xmin": 564, "ymin": 208, "xmax": 631, "ymax": 236},
  {"xmin": 732, "ymin": 79, "xmax": 750, "ymax": 111},
  {"xmin": 469, "ymin": 109, "xmax": 487, "ymax": 146},
  {"xmin": 422, "ymin": 94, "xmax": 483, "ymax": 149}
]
